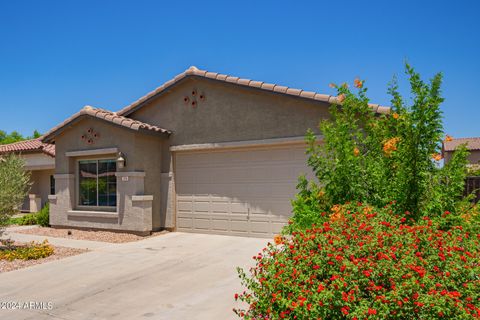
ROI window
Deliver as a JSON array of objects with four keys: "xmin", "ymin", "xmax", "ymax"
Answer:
[
  {"xmin": 50, "ymin": 175, "xmax": 55, "ymax": 195},
  {"xmin": 79, "ymin": 159, "xmax": 117, "ymax": 207}
]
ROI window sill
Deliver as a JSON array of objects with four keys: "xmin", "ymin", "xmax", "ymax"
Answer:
[{"xmin": 68, "ymin": 210, "xmax": 119, "ymax": 219}]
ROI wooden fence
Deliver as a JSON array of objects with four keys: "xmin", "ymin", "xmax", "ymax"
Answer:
[{"xmin": 465, "ymin": 177, "xmax": 480, "ymax": 203}]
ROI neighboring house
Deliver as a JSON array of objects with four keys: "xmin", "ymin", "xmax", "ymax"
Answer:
[
  {"xmin": 443, "ymin": 137, "xmax": 480, "ymax": 167},
  {"xmin": 2, "ymin": 67, "xmax": 389, "ymax": 237},
  {"xmin": 0, "ymin": 139, "xmax": 55, "ymax": 212}
]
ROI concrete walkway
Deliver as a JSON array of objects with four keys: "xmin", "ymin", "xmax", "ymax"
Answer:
[
  {"xmin": 2, "ymin": 226, "xmax": 112, "ymax": 250},
  {"xmin": 0, "ymin": 232, "xmax": 267, "ymax": 320}
]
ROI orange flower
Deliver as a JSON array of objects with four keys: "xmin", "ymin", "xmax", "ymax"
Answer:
[
  {"xmin": 432, "ymin": 153, "xmax": 443, "ymax": 161},
  {"xmin": 444, "ymin": 135, "xmax": 453, "ymax": 142},
  {"xmin": 353, "ymin": 147, "xmax": 360, "ymax": 157},
  {"xmin": 392, "ymin": 112, "xmax": 400, "ymax": 120},
  {"xmin": 341, "ymin": 82, "xmax": 349, "ymax": 89},
  {"xmin": 354, "ymin": 78, "xmax": 363, "ymax": 88},
  {"xmin": 331, "ymin": 204, "xmax": 342, "ymax": 214},
  {"xmin": 383, "ymin": 137, "xmax": 400, "ymax": 156},
  {"xmin": 273, "ymin": 234, "xmax": 283, "ymax": 245},
  {"xmin": 363, "ymin": 206, "xmax": 373, "ymax": 214},
  {"xmin": 337, "ymin": 94, "xmax": 346, "ymax": 103},
  {"xmin": 317, "ymin": 190, "xmax": 326, "ymax": 198},
  {"xmin": 329, "ymin": 83, "xmax": 336, "ymax": 88}
]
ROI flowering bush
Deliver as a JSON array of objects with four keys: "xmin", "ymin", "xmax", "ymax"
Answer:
[
  {"xmin": 0, "ymin": 240, "xmax": 54, "ymax": 261},
  {"xmin": 235, "ymin": 203, "xmax": 480, "ymax": 319},
  {"xmin": 291, "ymin": 64, "xmax": 470, "ymax": 230}
]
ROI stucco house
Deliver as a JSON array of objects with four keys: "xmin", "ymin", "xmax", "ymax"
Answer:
[
  {"xmin": 443, "ymin": 137, "xmax": 480, "ymax": 167},
  {"xmin": 1, "ymin": 66, "xmax": 389, "ymax": 237},
  {"xmin": 0, "ymin": 139, "xmax": 55, "ymax": 212}
]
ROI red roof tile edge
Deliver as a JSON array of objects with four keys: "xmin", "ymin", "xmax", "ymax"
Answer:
[
  {"xmin": 117, "ymin": 66, "xmax": 391, "ymax": 116},
  {"xmin": 0, "ymin": 139, "xmax": 55, "ymax": 157},
  {"xmin": 41, "ymin": 106, "xmax": 171, "ymax": 143},
  {"xmin": 443, "ymin": 137, "xmax": 480, "ymax": 152}
]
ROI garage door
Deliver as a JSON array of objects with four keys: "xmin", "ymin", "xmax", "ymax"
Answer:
[{"xmin": 175, "ymin": 144, "xmax": 313, "ymax": 237}]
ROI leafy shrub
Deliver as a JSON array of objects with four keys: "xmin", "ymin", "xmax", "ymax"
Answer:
[
  {"xmin": 0, "ymin": 154, "xmax": 31, "ymax": 234},
  {"xmin": 6, "ymin": 216, "xmax": 24, "ymax": 225},
  {"xmin": 235, "ymin": 203, "xmax": 480, "ymax": 319},
  {"xmin": 7, "ymin": 204, "xmax": 50, "ymax": 227},
  {"xmin": 18, "ymin": 213, "xmax": 38, "ymax": 225},
  {"xmin": 0, "ymin": 240, "xmax": 54, "ymax": 261},
  {"xmin": 291, "ymin": 64, "xmax": 470, "ymax": 229},
  {"xmin": 35, "ymin": 203, "xmax": 49, "ymax": 227}
]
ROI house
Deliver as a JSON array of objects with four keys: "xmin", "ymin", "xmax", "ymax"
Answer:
[
  {"xmin": 443, "ymin": 137, "xmax": 480, "ymax": 167},
  {"xmin": 0, "ymin": 138, "xmax": 55, "ymax": 212},
  {"xmin": 1, "ymin": 66, "xmax": 389, "ymax": 237}
]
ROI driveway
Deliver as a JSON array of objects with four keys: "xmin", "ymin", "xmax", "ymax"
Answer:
[{"xmin": 0, "ymin": 232, "xmax": 267, "ymax": 320}]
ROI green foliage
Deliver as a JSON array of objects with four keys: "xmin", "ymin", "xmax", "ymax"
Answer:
[
  {"xmin": 35, "ymin": 203, "xmax": 50, "ymax": 227},
  {"xmin": 235, "ymin": 203, "xmax": 480, "ymax": 319},
  {"xmin": 7, "ymin": 204, "xmax": 50, "ymax": 227},
  {"xmin": 0, "ymin": 129, "xmax": 42, "ymax": 145},
  {"xmin": 18, "ymin": 214, "xmax": 37, "ymax": 225},
  {"xmin": 0, "ymin": 240, "xmax": 54, "ymax": 261},
  {"xmin": 291, "ymin": 64, "xmax": 470, "ymax": 229},
  {"xmin": 0, "ymin": 154, "xmax": 31, "ymax": 234}
]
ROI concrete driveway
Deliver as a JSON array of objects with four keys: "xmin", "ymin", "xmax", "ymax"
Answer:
[{"xmin": 0, "ymin": 232, "xmax": 267, "ymax": 320}]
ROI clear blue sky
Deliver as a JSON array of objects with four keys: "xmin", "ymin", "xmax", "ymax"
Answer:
[{"xmin": 0, "ymin": 0, "xmax": 479, "ymax": 138}]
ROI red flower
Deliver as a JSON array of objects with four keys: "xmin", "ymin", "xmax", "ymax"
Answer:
[
  {"xmin": 368, "ymin": 308, "xmax": 377, "ymax": 315},
  {"xmin": 341, "ymin": 306, "xmax": 349, "ymax": 315}
]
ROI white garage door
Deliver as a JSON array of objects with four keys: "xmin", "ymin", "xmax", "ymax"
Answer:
[{"xmin": 175, "ymin": 144, "xmax": 313, "ymax": 237}]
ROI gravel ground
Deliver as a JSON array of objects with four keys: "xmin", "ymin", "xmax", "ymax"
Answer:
[
  {"xmin": 0, "ymin": 244, "xmax": 87, "ymax": 273},
  {"xmin": 15, "ymin": 227, "xmax": 166, "ymax": 243}
]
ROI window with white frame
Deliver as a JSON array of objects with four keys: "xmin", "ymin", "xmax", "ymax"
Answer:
[{"xmin": 78, "ymin": 159, "xmax": 117, "ymax": 207}]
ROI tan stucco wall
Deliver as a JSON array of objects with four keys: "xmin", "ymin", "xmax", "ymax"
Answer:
[
  {"xmin": 22, "ymin": 169, "xmax": 54, "ymax": 212},
  {"xmin": 129, "ymin": 78, "xmax": 329, "ymax": 150},
  {"xmin": 31, "ymin": 169, "xmax": 54, "ymax": 208},
  {"xmin": 445, "ymin": 149, "xmax": 480, "ymax": 165},
  {"xmin": 52, "ymin": 117, "xmax": 165, "ymax": 231}
]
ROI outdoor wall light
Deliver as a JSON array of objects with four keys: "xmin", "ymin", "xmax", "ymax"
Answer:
[{"xmin": 116, "ymin": 152, "xmax": 126, "ymax": 169}]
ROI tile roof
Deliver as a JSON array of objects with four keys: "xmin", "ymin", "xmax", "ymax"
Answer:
[
  {"xmin": 0, "ymin": 139, "xmax": 55, "ymax": 157},
  {"xmin": 443, "ymin": 137, "xmax": 480, "ymax": 152},
  {"xmin": 42, "ymin": 106, "xmax": 171, "ymax": 143},
  {"xmin": 117, "ymin": 66, "xmax": 391, "ymax": 116}
]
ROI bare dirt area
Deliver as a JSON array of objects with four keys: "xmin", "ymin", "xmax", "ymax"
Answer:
[
  {"xmin": 0, "ymin": 245, "xmax": 87, "ymax": 273},
  {"xmin": 15, "ymin": 227, "xmax": 167, "ymax": 243}
]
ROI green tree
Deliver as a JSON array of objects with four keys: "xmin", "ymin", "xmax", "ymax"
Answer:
[
  {"xmin": 0, "ymin": 129, "xmax": 42, "ymax": 145},
  {"xmin": 290, "ymin": 64, "xmax": 469, "ymax": 229},
  {"xmin": 0, "ymin": 154, "xmax": 31, "ymax": 235}
]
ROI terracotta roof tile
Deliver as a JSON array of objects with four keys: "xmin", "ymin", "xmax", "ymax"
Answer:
[
  {"xmin": 443, "ymin": 137, "xmax": 480, "ymax": 152},
  {"xmin": 42, "ymin": 106, "xmax": 171, "ymax": 143},
  {"xmin": 116, "ymin": 66, "xmax": 391, "ymax": 116},
  {"xmin": 0, "ymin": 139, "xmax": 55, "ymax": 157}
]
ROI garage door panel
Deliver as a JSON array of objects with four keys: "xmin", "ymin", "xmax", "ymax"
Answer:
[
  {"xmin": 175, "ymin": 144, "xmax": 312, "ymax": 238},
  {"xmin": 177, "ymin": 200, "xmax": 193, "ymax": 212},
  {"xmin": 250, "ymin": 221, "xmax": 271, "ymax": 234},
  {"xmin": 211, "ymin": 218, "xmax": 229, "ymax": 231},
  {"xmin": 230, "ymin": 220, "xmax": 249, "ymax": 233},
  {"xmin": 230, "ymin": 202, "xmax": 249, "ymax": 214},
  {"xmin": 192, "ymin": 201, "xmax": 211, "ymax": 212},
  {"xmin": 192, "ymin": 218, "xmax": 211, "ymax": 230},
  {"xmin": 177, "ymin": 217, "xmax": 193, "ymax": 229}
]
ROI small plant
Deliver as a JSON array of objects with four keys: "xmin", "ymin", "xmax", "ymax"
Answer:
[
  {"xmin": 19, "ymin": 213, "xmax": 38, "ymax": 225},
  {"xmin": 235, "ymin": 203, "xmax": 480, "ymax": 319},
  {"xmin": 35, "ymin": 203, "xmax": 49, "ymax": 227},
  {"xmin": 0, "ymin": 240, "xmax": 54, "ymax": 261}
]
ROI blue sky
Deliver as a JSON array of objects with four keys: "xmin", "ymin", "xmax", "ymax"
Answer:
[{"xmin": 0, "ymin": 0, "xmax": 479, "ymax": 138}]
